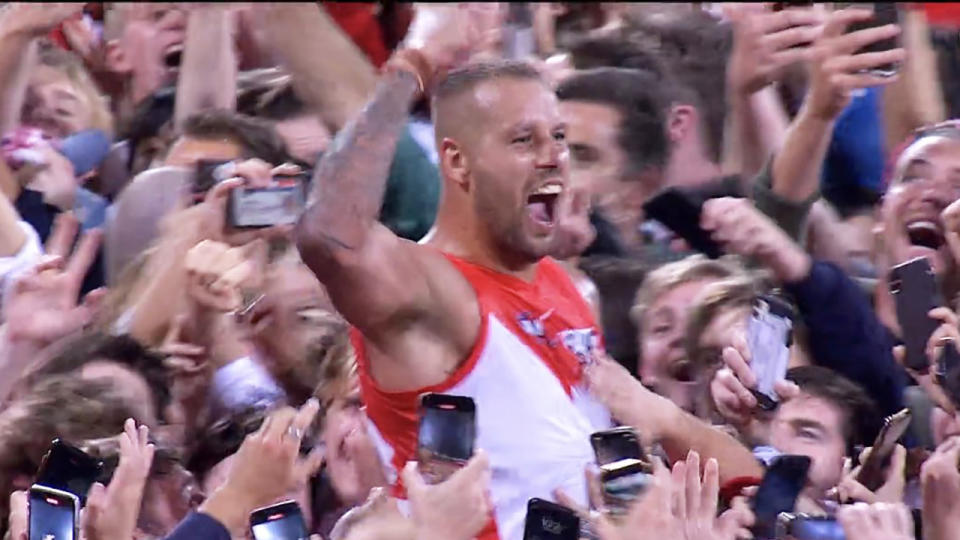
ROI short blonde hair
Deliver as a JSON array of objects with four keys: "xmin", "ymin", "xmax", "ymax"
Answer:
[{"xmin": 631, "ymin": 255, "xmax": 745, "ymax": 328}]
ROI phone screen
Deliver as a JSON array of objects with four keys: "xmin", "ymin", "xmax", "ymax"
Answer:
[
  {"xmin": 29, "ymin": 487, "xmax": 77, "ymax": 540},
  {"xmin": 746, "ymin": 296, "xmax": 794, "ymax": 410},
  {"xmin": 35, "ymin": 440, "xmax": 103, "ymax": 506},
  {"xmin": 784, "ymin": 515, "xmax": 846, "ymax": 540},
  {"xmin": 937, "ymin": 344, "xmax": 960, "ymax": 409},
  {"xmin": 601, "ymin": 459, "xmax": 653, "ymax": 518},
  {"xmin": 591, "ymin": 428, "xmax": 644, "ymax": 466},
  {"xmin": 417, "ymin": 394, "xmax": 476, "ymax": 484},
  {"xmin": 250, "ymin": 505, "xmax": 308, "ymax": 540},
  {"xmin": 752, "ymin": 455, "xmax": 812, "ymax": 540},
  {"xmin": 523, "ymin": 498, "xmax": 580, "ymax": 540}
]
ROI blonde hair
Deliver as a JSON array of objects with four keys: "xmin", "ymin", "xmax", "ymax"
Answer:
[
  {"xmin": 37, "ymin": 44, "xmax": 114, "ymax": 136},
  {"xmin": 631, "ymin": 254, "xmax": 745, "ymax": 327}
]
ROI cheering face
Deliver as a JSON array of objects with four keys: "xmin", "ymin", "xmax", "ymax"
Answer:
[
  {"xmin": 639, "ymin": 278, "xmax": 721, "ymax": 414},
  {"xmin": 456, "ymin": 78, "xmax": 571, "ymax": 263},
  {"xmin": 22, "ymin": 65, "xmax": 94, "ymax": 139},
  {"xmin": 883, "ymin": 135, "xmax": 960, "ymax": 275},
  {"xmin": 107, "ymin": 5, "xmax": 186, "ymax": 104}
]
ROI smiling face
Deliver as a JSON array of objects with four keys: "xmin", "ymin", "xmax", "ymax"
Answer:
[
  {"xmin": 769, "ymin": 393, "xmax": 848, "ymax": 496},
  {"xmin": 447, "ymin": 77, "xmax": 571, "ymax": 264},
  {"xmin": 883, "ymin": 135, "xmax": 960, "ymax": 275},
  {"xmin": 22, "ymin": 65, "xmax": 96, "ymax": 139}
]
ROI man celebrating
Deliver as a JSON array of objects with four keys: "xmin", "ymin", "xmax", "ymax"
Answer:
[
  {"xmin": 292, "ymin": 6, "xmax": 608, "ymax": 538},
  {"xmin": 290, "ymin": 5, "xmax": 757, "ymax": 539}
]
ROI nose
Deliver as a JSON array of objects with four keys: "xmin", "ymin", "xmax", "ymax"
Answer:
[
  {"xmin": 161, "ymin": 8, "xmax": 187, "ymax": 32},
  {"xmin": 535, "ymin": 133, "xmax": 564, "ymax": 170}
]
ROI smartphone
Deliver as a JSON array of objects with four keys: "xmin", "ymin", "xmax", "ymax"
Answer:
[
  {"xmin": 751, "ymin": 454, "xmax": 812, "ymax": 540},
  {"xmin": 226, "ymin": 176, "xmax": 307, "ymax": 229},
  {"xmin": 889, "ymin": 257, "xmax": 943, "ymax": 372},
  {"xmin": 35, "ymin": 439, "xmax": 104, "ymax": 507},
  {"xmin": 642, "ymin": 187, "xmax": 723, "ymax": 259},
  {"xmin": 746, "ymin": 295, "xmax": 795, "ymax": 411},
  {"xmin": 417, "ymin": 393, "xmax": 476, "ymax": 484},
  {"xmin": 250, "ymin": 500, "xmax": 309, "ymax": 540},
  {"xmin": 590, "ymin": 427, "xmax": 645, "ymax": 466},
  {"xmin": 841, "ymin": 3, "xmax": 901, "ymax": 77},
  {"xmin": 503, "ymin": 3, "xmax": 535, "ymax": 60},
  {"xmin": 28, "ymin": 484, "xmax": 79, "ymax": 540},
  {"xmin": 600, "ymin": 458, "xmax": 653, "ymax": 519},
  {"xmin": 937, "ymin": 344, "xmax": 960, "ymax": 409},
  {"xmin": 776, "ymin": 513, "xmax": 846, "ymax": 540},
  {"xmin": 855, "ymin": 408, "xmax": 912, "ymax": 492},
  {"xmin": 523, "ymin": 498, "xmax": 580, "ymax": 540}
]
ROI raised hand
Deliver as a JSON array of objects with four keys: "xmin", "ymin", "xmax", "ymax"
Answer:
[
  {"xmin": 804, "ymin": 7, "xmax": 906, "ymax": 122},
  {"xmin": 584, "ymin": 351, "xmax": 676, "ymax": 442},
  {"xmin": 726, "ymin": 4, "xmax": 825, "ymax": 95},
  {"xmin": 7, "ymin": 490, "xmax": 27, "ymax": 540},
  {"xmin": 893, "ymin": 307, "xmax": 960, "ymax": 415},
  {"xmin": 82, "ymin": 419, "xmax": 156, "ymax": 540},
  {"xmin": 921, "ymin": 437, "xmax": 960, "ymax": 540},
  {"xmin": 199, "ymin": 399, "xmax": 323, "ymax": 535},
  {"xmin": 701, "ymin": 197, "xmax": 812, "ymax": 283},
  {"xmin": 402, "ymin": 450, "xmax": 492, "ymax": 540},
  {"xmin": 710, "ymin": 332, "xmax": 800, "ymax": 432},
  {"xmin": 674, "ymin": 451, "xmax": 754, "ymax": 540},
  {"xmin": 832, "ymin": 444, "xmax": 907, "ymax": 504},
  {"xmin": 4, "ymin": 212, "xmax": 104, "ymax": 346},
  {"xmin": 0, "ymin": 2, "xmax": 84, "ymax": 37},
  {"xmin": 184, "ymin": 238, "xmax": 265, "ymax": 313},
  {"xmin": 403, "ymin": 3, "xmax": 499, "ymax": 74},
  {"xmin": 838, "ymin": 502, "xmax": 914, "ymax": 540}
]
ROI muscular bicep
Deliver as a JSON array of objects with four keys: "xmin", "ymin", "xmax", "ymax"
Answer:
[{"xmin": 298, "ymin": 222, "xmax": 445, "ymax": 336}]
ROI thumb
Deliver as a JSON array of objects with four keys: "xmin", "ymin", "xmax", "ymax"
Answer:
[
  {"xmin": 453, "ymin": 449, "xmax": 490, "ymax": 484},
  {"xmin": 401, "ymin": 460, "xmax": 426, "ymax": 498}
]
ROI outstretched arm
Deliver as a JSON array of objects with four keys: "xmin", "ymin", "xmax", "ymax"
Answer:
[{"xmin": 173, "ymin": 6, "xmax": 238, "ymax": 130}]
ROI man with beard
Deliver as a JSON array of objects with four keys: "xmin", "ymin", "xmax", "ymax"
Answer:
[{"xmin": 291, "ymin": 6, "xmax": 762, "ymax": 540}]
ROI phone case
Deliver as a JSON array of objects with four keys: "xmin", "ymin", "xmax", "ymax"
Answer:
[
  {"xmin": 937, "ymin": 344, "xmax": 960, "ymax": 410},
  {"xmin": 523, "ymin": 498, "xmax": 580, "ymax": 540},
  {"xmin": 890, "ymin": 257, "xmax": 943, "ymax": 371},
  {"xmin": 747, "ymin": 296, "xmax": 794, "ymax": 411},
  {"xmin": 752, "ymin": 455, "xmax": 812, "ymax": 539},
  {"xmin": 855, "ymin": 408, "xmax": 912, "ymax": 492},
  {"xmin": 590, "ymin": 427, "xmax": 644, "ymax": 465},
  {"xmin": 36, "ymin": 439, "xmax": 104, "ymax": 506},
  {"xmin": 417, "ymin": 394, "xmax": 477, "ymax": 473},
  {"xmin": 641, "ymin": 188, "xmax": 723, "ymax": 259},
  {"xmin": 842, "ymin": 3, "xmax": 901, "ymax": 76},
  {"xmin": 249, "ymin": 500, "xmax": 307, "ymax": 539}
]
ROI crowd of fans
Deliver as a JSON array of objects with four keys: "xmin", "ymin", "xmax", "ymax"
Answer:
[{"xmin": 2, "ymin": 2, "xmax": 960, "ymax": 539}]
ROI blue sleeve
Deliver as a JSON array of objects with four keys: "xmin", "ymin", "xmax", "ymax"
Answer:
[
  {"xmin": 163, "ymin": 512, "xmax": 232, "ymax": 540},
  {"xmin": 784, "ymin": 261, "xmax": 908, "ymax": 417}
]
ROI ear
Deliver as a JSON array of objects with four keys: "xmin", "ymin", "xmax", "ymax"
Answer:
[
  {"xmin": 440, "ymin": 137, "xmax": 471, "ymax": 192},
  {"xmin": 104, "ymin": 39, "xmax": 132, "ymax": 74},
  {"xmin": 666, "ymin": 104, "xmax": 698, "ymax": 144}
]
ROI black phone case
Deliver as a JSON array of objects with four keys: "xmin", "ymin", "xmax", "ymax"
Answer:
[
  {"xmin": 890, "ymin": 258, "xmax": 943, "ymax": 372},
  {"xmin": 590, "ymin": 427, "xmax": 644, "ymax": 465},
  {"xmin": 845, "ymin": 3, "xmax": 901, "ymax": 75},
  {"xmin": 937, "ymin": 344, "xmax": 960, "ymax": 409},
  {"xmin": 36, "ymin": 440, "xmax": 104, "ymax": 506},
  {"xmin": 642, "ymin": 188, "xmax": 723, "ymax": 259},
  {"xmin": 523, "ymin": 498, "xmax": 580, "ymax": 540},
  {"xmin": 855, "ymin": 409, "xmax": 911, "ymax": 492},
  {"xmin": 752, "ymin": 455, "xmax": 812, "ymax": 539},
  {"xmin": 249, "ymin": 500, "xmax": 307, "ymax": 537},
  {"xmin": 417, "ymin": 393, "xmax": 477, "ymax": 463}
]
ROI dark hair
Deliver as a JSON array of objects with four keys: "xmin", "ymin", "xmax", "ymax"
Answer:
[
  {"xmin": 785, "ymin": 365, "xmax": 882, "ymax": 456},
  {"xmin": 556, "ymin": 67, "xmax": 671, "ymax": 176},
  {"xmin": 180, "ymin": 109, "xmax": 294, "ymax": 165},
  {"xmin": 623, "ymin": 11, "xmax": 733, "ymax": 163},
  {"xmin": 567, "ymin": 34, "xmax": 671, "ymax": 76},
  {"xmin": 186, "ymin": 405, "xmax": 272, "ymax": 485},
  {"xmin": 432, "ymin": 60, "xmax": 544, "ymax": 105},
  {"xmin": 29, "ymin": 332, "xmax": 172, "ymax": 416},
  {"xmin": 238, "ymin": 80, "xmax": 309, "ymax": 122}
]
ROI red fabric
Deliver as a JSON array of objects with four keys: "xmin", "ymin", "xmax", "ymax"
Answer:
[
  {"xmin": 324, "ymin": 2, "xmax": 391, "ymax": 67},
  {"xmin": 921, "ymin": 3, "xmax": 960, "ymax": 28}
]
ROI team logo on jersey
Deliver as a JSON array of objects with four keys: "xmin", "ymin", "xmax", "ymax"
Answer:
[
  {"xmin": 559, "ymin": 328, "xmax": 600, "ymax": 364},
  {"xmin": 517, "ymin": 311, "xmax": 547, "ymax": 340}
]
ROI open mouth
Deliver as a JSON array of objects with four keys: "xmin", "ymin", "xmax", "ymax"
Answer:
[
  {"xmin": 164, "ymin": 45, "xmax": 183, "ymax": 69},
  {"xmin": 906, "ymin": 220, "xmax": 945, "ymax": 250},
  {"xmin": 526, "ymin": 183, "xmax": 563, "ymax": 226}
]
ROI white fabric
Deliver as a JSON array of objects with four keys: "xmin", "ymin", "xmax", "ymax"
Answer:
[
  {"xmin": 367, "ymin": 314, "xmax": 612, "ymax": 540},
  {"xmin": 0, "ymin": 221, "xmax": 44, "ymax": 319}
]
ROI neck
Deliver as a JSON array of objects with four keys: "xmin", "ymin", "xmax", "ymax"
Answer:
[
  {"xmin": 663, "ymin": 145, "xmax": 723, "ymax": 188},
  {"xmin": 426, "ymin": 202, "xmax": 540, "ymax": 282}
]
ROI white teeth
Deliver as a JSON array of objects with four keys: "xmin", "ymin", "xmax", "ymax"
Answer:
[
  {"xmin": 532, "ymin": 184, "xmax": 563, "ymax": 196},
  {"xmin": 906, "ymin": 220, "xmax": 942, "ymax": 233}
]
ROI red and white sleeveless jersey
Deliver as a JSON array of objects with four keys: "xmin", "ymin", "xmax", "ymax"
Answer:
[{"xmin": 351, "ymin": 253, "xmax": 613, "ymax": 540}]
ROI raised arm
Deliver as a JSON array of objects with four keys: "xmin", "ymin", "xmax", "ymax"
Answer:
[
  {"xmin": 772, "ymin": 8, "xmax": 904, "ymax": 202},
  {"xmin": 259, "ymin": 3, "xmax": 378, "ymax": 132},
  {"xmin": 173, "ymin": 6, "xmax": 238, "ymax": 130},
  {"xmin": 0, "ymin": 4, "xmax": 84, "ymax": 134}
]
